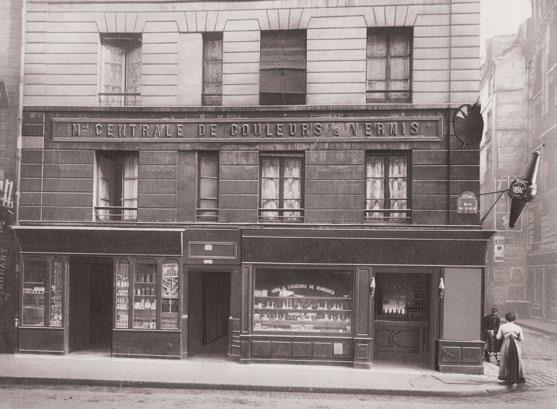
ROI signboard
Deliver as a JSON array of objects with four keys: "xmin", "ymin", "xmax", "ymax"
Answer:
[
  {"xmin": 494, "ymin": 236, "xmax": 505, "ymax": 262},
  {"xmin": 457, "ymin": 191, "xmax": 478, "ymax": 214},
  {"xmin": 52, "ymin": 116, "xmax": 443, "ymax": 142}
]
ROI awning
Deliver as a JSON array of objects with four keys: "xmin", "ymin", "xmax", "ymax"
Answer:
[{"xmin": 13, "ymin": 226, "xmax": 182, "ymax": 256}]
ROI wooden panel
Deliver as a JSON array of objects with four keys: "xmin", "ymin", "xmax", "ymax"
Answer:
[
  {"xmin": 42, "ymin": 207, "xmax": 91, "ymax": 221},
  {"xmin": 19, "ymin": 207, "xmax": 41, "ymax": 221},
  {"xmin": 251, "ymin": 340, "xmax": 272, "ymax": 358},
  {"xmin": 20, "ymin": 178, "xmax": 42, "ymax": 192},
  {"xmin": 113, "ymin": 330, "xmax": 181, "ymax": 357},
  {"xmin": 356, "ymin": 266, "xmax": 371, "ymax": 336},
  {"xmin": 43, "ymin": 178, "xmax": 92, "ymax": 193},
  {"xmin": 139, "ymin": 208, "xmax": 177, "ymax": 223},
  {"xmin": 44, "ymin": 150, "xmax": 93, "ymax": 164},
  {"xmin": 42, "ymin": 192, "xmax": 92, "ymax": 207},
  {"xmin": 21, "ymin": 149, "xmax": 43, "ymax": 164},
  {"xmin": 18, "ymin": 328, "xmax": 65, "ymax": 353},
  {"xmin": 292, "ymin": 341, "xmax": 312, "ymax": 358},
  {"xmin": 43, "ymin": 164, "xmax": 93, "ymax": 179},
  {"xmin": 271, "ymin": 341, "xmax": 291, "ymax": 358},
  {"xmin": 313, "ymin": 342, "xmax": 333, "ymax": 359}
]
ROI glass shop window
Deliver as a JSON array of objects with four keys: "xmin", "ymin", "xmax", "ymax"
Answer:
[
  {"xmin": 202, "ymin": 32, "xmax": 223, "ymax": 106},
  {"xmin": 99, "ymin": 34, "xmax": 141, "ymax": 106},
  {"xmin": 365, "ymin": 152, "xmax": 411, "ymax": 222},
  {"xmin": 116, "ymin": 258, "xmax": 180, "ymax": 330},
  {"xmin": 22, "ymin": 258, "xmax": 48, "ymax": 326},
  {"xmin": 95, "ymin": 151, "xmax": 138, "ymax": 222},
  {"xmin": 115, "ymin": 259, "xmax": 131, "ymax": 328},
  {"xmin": 253, "ymin": 268, "xmax": 352, "ymax": 334},
  {"xmin": 260, "ymin": 30, "xmax": 306, "ymax": 105},
  {"xmin": 22, "ymin": 257, "xmax": 65, "ymax": 327},
  {"xmin": 197, "ymin": 152, "xmax": 219, "ymax": 222},
  {"xmin": 161, "ymin": 261, "xmax": 179, "ymax": 329},
  {"xmin": 259, "ymin": 153, "xmax": 304, "ymax": 222},
  {"xmin": 374, "ymin": 273, "xmax": 430, "ymax": 321},
  {"xmin": 367, "ymin": 28, "xmax": 412, "ymax": 103},
  {"xmin": 133, "ymin": 261, "xmax": 158, "ymax": 329}
]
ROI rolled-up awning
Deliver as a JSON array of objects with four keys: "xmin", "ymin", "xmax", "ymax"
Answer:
[{"xmin": 13, "ymin": 226, "xmax": 183, "ymax": 256}]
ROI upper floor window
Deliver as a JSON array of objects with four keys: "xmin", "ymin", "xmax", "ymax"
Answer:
[
  {"xmin": 260, "ymin": 30, "xmax": 306, "ymax": 105},
  {"xmin": 202, "ymin": 33, "xmax": 223, "ymax": 106},
  {"xmin": 197, "ymin": 152, "xmax": 219, "ymax": 222},
  {"xmin": 367, "ymin": 28, "xmax": 412, "ymax": 103},
  {"xmin": 99, "ymin": 34, "xmax": 142, "ymax": 107},
  {"xmin": 365, "ymin": 152, "xmax": 411, "ymax": 222},
  {"xmin": 259, "ymin": 153, "xmax": 304, "ymax": 222},
  {"xmin": 95, "ymin": 151, "xmax": 138, "ymax": 221}
]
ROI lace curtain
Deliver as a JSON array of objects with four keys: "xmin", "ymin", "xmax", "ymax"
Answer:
[
  {"xmin": 122, "ymin": 154, "xmax": 138, "ymax": 220},
  {"xmin": 366, "ymin": 155, "xmax": 408, "ymax": 219},
  {"xmin": 261, "ymin": 156, "xmax": 302, "ymax": 221}
]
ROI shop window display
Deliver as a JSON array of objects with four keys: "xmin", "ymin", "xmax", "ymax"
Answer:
[
  {"xmin": 133, "ymin": 262, "xmax": 157, "ymax": 329},
  {"xmin": 115, "ymin": 259, "xmax": 130, "ymax": 328},
  {"xmin": 22, "ymin": 258, "xmax": 48, "ymax": 326},
  {"xmin": 253, "ymin": 268, "xmax": 352, "ymax": 333},
  {"xmin": 374, "ymin": 273, "xmax": 429, "ymax": 321},
  {"xmin": 49, "ymin": 260, "xmax": 64, "ymax": 327},
  {"xmin": 161, "ymin": 261, "xmax": 179, "ymax": 329}
]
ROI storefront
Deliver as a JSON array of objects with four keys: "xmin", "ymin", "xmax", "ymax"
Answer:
[{"xmin": 14, "ymin": 225, "xmax": 488, "ymax": 372}]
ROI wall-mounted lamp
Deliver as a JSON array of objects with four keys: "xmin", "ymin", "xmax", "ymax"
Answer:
[
  {"xmin": 369, "ymin": 276, "xmax": 376, "ymax": 298},
  {"xmin": 438, "ymin": 276, "xmax": 445, "ymax": 299}
]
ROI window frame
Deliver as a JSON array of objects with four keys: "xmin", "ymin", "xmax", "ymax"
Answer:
[
  {"xmin": 258, "ymin": 152, "xmax": 305, "ymax": 223},
  {"xmin": 94, "ymin": 150, "xmax": 139, "ymax": 222},
  {"xmin": 196, "ymin": 151, "xmax": 219, "ymax": 222},
  {"xmin": 259, "ymin": 29, "xmax": 307, "ymax": 105},
  {"xmin": 98, "ymin": 33, "xmax": 142, "ymax": 107},
  {"xmin": 364, "ymin": 151, "xmax": 412, "ymax": 223},
  {"xmin": 366, "ymin": 27, "xmax": 413, "ymax": 103},
  {"xmin": 202, "ymin": 32, "xmax": 223, "ymax": 106}
]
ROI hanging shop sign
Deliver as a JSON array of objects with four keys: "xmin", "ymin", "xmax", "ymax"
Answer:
[
  {"xmin": 52, "ymin": 117, "xmax": 443, "ymax": 142},
  {"xmin": 457, "ymin": 191, "xmax": 478, "ymax": 214}
]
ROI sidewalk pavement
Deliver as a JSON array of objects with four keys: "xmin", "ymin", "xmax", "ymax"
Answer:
[{"xmin": 0, "ymin": 353, "xmax": 509, "ymax": 397}]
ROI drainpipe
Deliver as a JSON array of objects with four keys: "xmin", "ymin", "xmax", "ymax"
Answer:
[{"xmin": 15, "ymin": 0, "xmax": 26, "ymax": 225}]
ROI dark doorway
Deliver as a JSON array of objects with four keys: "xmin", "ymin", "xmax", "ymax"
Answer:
[
  {"xmin": 188, "ymin": 271, "xmax": 230, "ymax": 358},
  {"xmin": 69, "ymin": 257, "xmax": 113, "ymax": 353}
]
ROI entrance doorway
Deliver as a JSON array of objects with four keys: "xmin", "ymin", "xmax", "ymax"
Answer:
[
  {"xmin": 69, "ymin": 257, "xmax": 113, "ymax": 353},
  {"xmin": 188, "ymin": 271, "xmax": 230, "ymax": 358},
  {"xmin": 373, "ymin": 273, "xmax": 434, "ymax": 367}
]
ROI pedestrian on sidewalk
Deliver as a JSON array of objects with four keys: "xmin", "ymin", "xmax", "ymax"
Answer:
[
  {"xmin": 496, "ymin": 312, "xmax": 526, "ymax": 387},
  {"xmin": 482, "ymin": 308, "xmax": 501, "ymax": 363}
]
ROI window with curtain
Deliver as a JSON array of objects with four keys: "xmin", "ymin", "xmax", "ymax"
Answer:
[
  {"xmin": 197, "ymin": 152, "xmax": 219, "ymax": 222},
  {"xmin": 202, "ymin": 32, "xmax": 223, "ymax": 106},
  {"xmin": 259, "ymin": 153, "xmax": 303, "ymax": 222},
  {"xmin": 366, "ymin": 28, "xmax": 412, "ymax": 103},
  {"xmin": 95, "ymin": 151, "xmax": 138, "ymax": 221},
  {"xmin": 99, "ymin": 34, "xmax": 141, "ymax": 106},
  {"xmin": 365, "ymin": 153, "xmax": 410, "ymax": 222},
  {"xmin": 260, "ymin": 30, "xmax": 306, "ymax": 105}
]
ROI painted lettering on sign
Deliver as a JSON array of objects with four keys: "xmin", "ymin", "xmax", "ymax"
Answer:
[{"xmin": 54, "ymin": 117, "xmax": 442, "ymax": 140}]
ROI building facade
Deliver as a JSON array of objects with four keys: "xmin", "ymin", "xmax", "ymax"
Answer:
[
  {"xmin": 524, "ymin": 0, "xmax": 557, "ymax": 322},
  {"xmin": 479, "ymin": 32, "xmax": 529, "ymax": 316},
  {"xmin": 15, "ymin": 0, "xmax": 488, "ymax": 373},
  {"xmin": 0, "ymin": 0, "xmax": 21, "ymax": 353}
]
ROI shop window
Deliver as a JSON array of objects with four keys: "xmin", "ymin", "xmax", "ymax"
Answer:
[
  {"xmin": 22, "ymin": 257, "xmax": 65, "ymax": 327},
  {"xmin": 115, "ymin": 258, "xmax": 180, "ymax": 330},
  {"xmin": 366, "ymin": 28, "xmax": 412, "ymax": 103},
  {"xmin": 161, "ymin": 261, "xmax": 179, "ymax": 329},
  {"xmin": 202, "ymin": 32, "xmax": 223, "ymax": 106},
  {"xmin": 99, "ymin": 34, "xmax": 141, "ymax": 106},
  {"xmin": 197, "ymin": 152, "xmax": 219, "ymax": 222},
  {"xmin": 259, "ymin": 153, "xmax": 304, "ymax": 222},
  {"xmin": 374, "ymin": 273, "xmax": 430, "ymax": 321},
  {"xmin": 115, "ymin": 259, "xmax": 130, "ymax": 328},
  {"xmin": 253, "ymin": 268, "xmax": 352, "ymax": 333},
  {"xmin": 95, "ymin": 151, "xmax": 138, "ymax": 222},
  {"xmin": 365, "ymin": 152, "xmax": 411, "ymax": 222},
  {"xmin": 133, "ymin": 261, "xmax": 158, "ymax": 329},
  {"xmin": 260, "ymin": 30, "xmax": 306, "ymax": 105}
]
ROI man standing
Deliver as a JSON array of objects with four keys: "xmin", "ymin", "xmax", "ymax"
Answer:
[{"xmin": 482, "ymin": 308, "xmax": 501, "ymax": 363}]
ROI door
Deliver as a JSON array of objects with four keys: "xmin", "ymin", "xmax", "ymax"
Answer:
[
  {"xmin": 69, "ymin": 257, "xmax": 113, "ymax": 352},
  {"xmin": 188, "ymin": 270, "xmax": 230, "ymax": 357}
]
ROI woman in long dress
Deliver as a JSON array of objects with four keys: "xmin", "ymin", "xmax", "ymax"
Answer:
[{"xmin": 496, "ymin": 312, "xmax": 526, "ymax": 385}]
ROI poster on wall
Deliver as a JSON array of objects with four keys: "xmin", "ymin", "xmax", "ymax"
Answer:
[
  {"xmin": 494, "ymin": 236, "xmax": 505, "ymax": 263},
  {"xmin": 161, "ymin": 263, "xmax": 178, "ymax": 299}
]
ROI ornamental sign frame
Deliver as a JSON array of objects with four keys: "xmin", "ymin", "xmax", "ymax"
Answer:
[{"xmin": 51, "ymin": 116, "xmax": 444, "ymax": 143}]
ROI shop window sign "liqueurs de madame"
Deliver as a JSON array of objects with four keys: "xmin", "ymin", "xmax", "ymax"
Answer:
[{"xmin": 54, "ymin": 117, "xmax": 442, "ymax": 141}]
